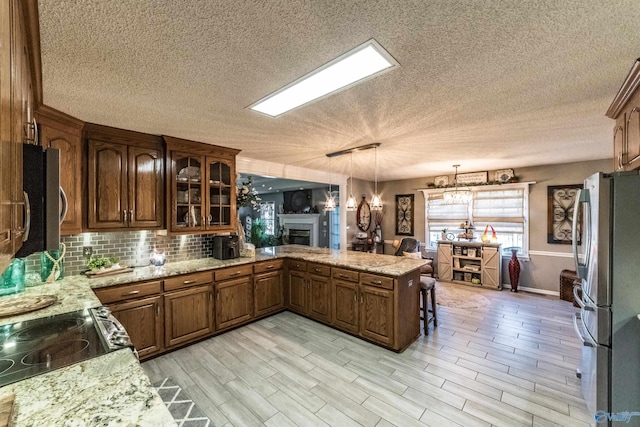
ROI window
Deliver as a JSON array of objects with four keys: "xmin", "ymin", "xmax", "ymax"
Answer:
[
  {"xmin": 260, "ymin": 202, "xmax": 275, "ymax": 235},
  {"xmin": 424, "ymin": 183, "xmax": 530, "ymax": 255}
]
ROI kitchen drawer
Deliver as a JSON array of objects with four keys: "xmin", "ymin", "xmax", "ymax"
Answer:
[
  {"xmin": 164, "ymin": 271, "xmax": 212, "ymax": 291},
  {"xmin": 94, "ymin": 280, "xmax": 163, "ymax": 304},
  {"xmin": 254, "ymin": 259, "xmax": 283, "ymax": 274},
  {"xmin": 332, "ymin": 267, "xmax": 359, "ymax": 283},
  {"xmin": 215, "ymin": 264, "xmax": 253, "ymax": 282},
  {"xmin": 360, "ymin": 273, "xmax": 394, "ymax": 290},
  {"xmin": 307, "ymin": 262, "xmax": 330, "ymax": 277},
  {"xmin": 287, "ymin": 260, "xmax": 307, "ymax": 272}
]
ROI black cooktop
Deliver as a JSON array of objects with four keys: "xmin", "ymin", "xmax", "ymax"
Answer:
[{"xmin": 0, "ymin": 309, "xmax": 110, "ymax": 387}]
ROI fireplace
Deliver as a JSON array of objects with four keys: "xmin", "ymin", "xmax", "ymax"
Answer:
[
  {"xmin": 288, "ymin": 229, "xmax": 311, "ymax": 246},
  {"xmin": 278, "ymin": 214, "xmax": 320, "ymax": 247}
]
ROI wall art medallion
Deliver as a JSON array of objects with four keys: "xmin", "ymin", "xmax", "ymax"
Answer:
[
  {"xmin": 395, "ymin": 194, "xmax": 414, "ymax": 236},
  {"xmin": 495, "ymin": 168, "xmax": 515, "ymax": 183},
  {"xmin": 547, "ymin": 184, "xmax": 582, "ymax": 244}
]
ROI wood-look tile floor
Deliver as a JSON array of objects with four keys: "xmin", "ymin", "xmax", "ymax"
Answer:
[{"xmin": 142, "ymin": 283, "xmax": 593, "ymax": 427}]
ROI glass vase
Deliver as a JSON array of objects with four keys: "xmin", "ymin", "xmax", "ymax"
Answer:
[
  {"xmin": 0, "ymin": 258, "xmax": 25, "ymax": 296},
  {"xmin": 41, "ymin": 249, "xmax": 65, "ymax": 282}
]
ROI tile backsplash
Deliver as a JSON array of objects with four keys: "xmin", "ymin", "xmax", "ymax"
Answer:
[{"xmin": 24, "ymin": 231, "xmax": 216, "ymax": 279}]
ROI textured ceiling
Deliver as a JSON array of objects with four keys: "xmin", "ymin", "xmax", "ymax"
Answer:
[{"xmin": 38, "ymin": 0, "xmax": 640, "ymax": 181}]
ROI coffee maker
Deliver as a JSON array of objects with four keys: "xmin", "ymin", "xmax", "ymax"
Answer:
[{"xmin": 212, "ymin": 235, "xmax": 240, "ymax": 260}]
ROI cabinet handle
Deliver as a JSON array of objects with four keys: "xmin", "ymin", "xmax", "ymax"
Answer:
[
  {"xmin": 183, "ymin": 280, "xmax": 196, "ymax": 285},
  {"xmin": 129, "ymin": 210, "xmax": 133, "ymax": 222},
  {"xmin": 371, "ymin": 280, "xmax": 382, "ymax": 285},
  {"xmin": 360, "ymin": 295, "xmax": 363, "ymax": 304},
  {"xmin": 123, "ymin": 210, "xmax": 127, "ymax": 222},
  {"xmin": 156, "ymin": 303, "xmax": 160, "ymax": 316},
  {"xmin": 315, "ymin": 268, "xmax": 322, "ymax": 273},
  {"xmin": 229, "ymin": 271, "xmax": 242, "ymax": 276},
  {"xmin": 266, "ymin": 265, "xmax": 274, "ymax": 269},
  {"xmin": 217, "ymin": 290, "xmax": 220, "ymax": 300},
  {"xmin": 340, "ymin": 274, "xmax": 349, "ymax": 278},
  {"xmin": 123, "ymin": 290, "xmax": 140, "ymax": 296},
  {"xmin": 22, "ymin": 191, "xmax": 31, "ymax": 242},
  {"xmin": 353, "ymin": 293, "xmax": 356, "ymax": 303}
]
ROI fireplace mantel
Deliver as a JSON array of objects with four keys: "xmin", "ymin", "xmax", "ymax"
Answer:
[{"xmin": 278, "ymin": 214, "xmax": 320, "ymax": 247}]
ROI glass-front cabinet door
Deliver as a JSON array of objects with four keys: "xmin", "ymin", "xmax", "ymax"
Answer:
[
  {"xmin": 165, "ymin": 135, "xmax": 240, "ymax": 235},
  {"xmin": 172, "ymin": 152, "xmax": 204, "ymax": 231},
  {"xmin": 205, "ymin": 158, "xmax": 235, "ymax": 232}
]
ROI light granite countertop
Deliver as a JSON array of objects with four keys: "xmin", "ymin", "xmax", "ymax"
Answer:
[
  {"xmin": 0, "ymin": 245, "xmax": 425, "ymax": 426},
  {"xmin": 0, "ymin": 349, "xmax": 176, "ymax": 427}
]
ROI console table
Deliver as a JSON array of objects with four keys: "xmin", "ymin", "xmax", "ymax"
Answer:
[{"xmin": 437, "ymin": 241, "xmax": 502, "ymax": 289}]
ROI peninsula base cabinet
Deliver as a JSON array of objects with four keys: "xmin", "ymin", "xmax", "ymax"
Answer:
[
  {"xmin": 214, "ymin": 265, "xmax": 254, "ymax": 331},
  {"xmin": 329, "ymin": 267, "xmax": 420, "ymax": 352},
  {"xmin": 163, "ymin": 271, "xmax": 214, "ymax": 348},
  {"xmin": 284, "ymin": 261, "xmax": 332, "ymax": 325},
  {"xmin": 109, "ymin": 296, "xmax": 163, "ymax": 359},
  {"xmin": 93, "ymin": 280, "xmax": 164, "ymax": 360},
  {"xmin": 254, "ymin": 260, "xmax": 284, "ymax": 317}
]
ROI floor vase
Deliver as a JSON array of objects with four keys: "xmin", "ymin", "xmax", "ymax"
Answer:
[{"xmin": 508, "ymin": 248, "xmax": 520, "ymax": 292}]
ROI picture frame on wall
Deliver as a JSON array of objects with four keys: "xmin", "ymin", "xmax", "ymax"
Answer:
[
  {"xmin": 395, "ymin": 194, "xmax": 414, "ymax": 236},
  {"xmin": 547, "ymin": 184, "xmax": 583, "ymax": 244}
]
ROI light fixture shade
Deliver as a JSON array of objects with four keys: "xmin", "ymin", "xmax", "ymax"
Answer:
[
  {"xmin": 346, "ymin": 194, "xmax": 357, "ymax": 211},
  {"xmin": 325, "ymin": 195, "xmax": 336, "ymax": 211},
  {"xmin": 443, "ymin": 164, "xmax": 472, "ymax": 204},
  {"xmin": 443, "ymin": 188, "xmax": 472, "ymax": 204},
  {"xmin": 370, "ymin": 193, "xmax": 383, "ymax": 211}
]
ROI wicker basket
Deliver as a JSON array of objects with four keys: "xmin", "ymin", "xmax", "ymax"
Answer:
[{"xmin": 560, "ymin": 270, "xmax": 580, "ymax": 307}]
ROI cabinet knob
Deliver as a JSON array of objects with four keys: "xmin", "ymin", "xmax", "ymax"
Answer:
[
  {"xmin": 123, "ymin": 290, "xmax": 140, "ymax": 296},
  {"xmin": 183, "ymin": 280, "xmax": 196, "ymax": 285}
]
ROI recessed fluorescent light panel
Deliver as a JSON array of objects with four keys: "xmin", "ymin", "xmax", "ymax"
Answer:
[{"xmin": 249, "ymin": 39, "xmax": 398, "ymax": 117}]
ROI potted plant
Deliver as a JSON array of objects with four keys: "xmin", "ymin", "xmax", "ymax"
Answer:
[{"xmin": 441, "ymin": 228, "xmax": 448, "ymax": 240}]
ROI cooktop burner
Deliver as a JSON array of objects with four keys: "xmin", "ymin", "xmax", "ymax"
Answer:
[
  {"xmin": 11, "ymin": 318, "xmax": 85, "ymax": 342},
  {"xmin": 0, "ymin": 307, "xmax": 132, "ymax": 387}
]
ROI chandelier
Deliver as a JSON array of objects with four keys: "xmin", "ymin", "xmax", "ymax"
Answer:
[{"xmin": 443, "ymin": 164, "xmax": 472, "ymax": 204}]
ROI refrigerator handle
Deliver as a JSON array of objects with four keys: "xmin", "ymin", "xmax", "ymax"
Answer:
[
  {"xmin": 573, "ymin": 284, "xmax": 593, "ymax": 311},
  {"xmin": 572, "ymin": 189, "xmax": 590, "ymax": 279},
  {"xmin": 573, "ymin": 313, "xmax": 595, "ymax": 347}
]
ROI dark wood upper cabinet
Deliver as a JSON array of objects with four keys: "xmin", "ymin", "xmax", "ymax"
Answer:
[
  {"xmin": 36, "ymin": 106, "xmax": 84, "ymax": 235},
  {"xmin": 85, "ymin": 124, "xmax": 164, "ymax": 231},
  {"xmin": 164, "ymin": 136, "xmax": 239, "ymax": 235}
]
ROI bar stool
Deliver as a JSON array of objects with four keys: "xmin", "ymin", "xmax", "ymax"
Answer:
[{"xmin": 420, "ymin": 276, "xmax": 437, "ymax": 335}]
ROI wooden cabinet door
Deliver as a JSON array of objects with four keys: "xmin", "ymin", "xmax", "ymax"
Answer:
[
  {"xmin": 0, "ymin": 0, "xmax": 13, "ymax": 272},
  {"xmin": 164, "ymin": 284, "xmax": 213, "ymax": 348},
  {"xmin": 287, "ymin": 269, "xmax": 307, "ymax": 314},
  {"xmin": 359, "ymin": 285, "xmax": 394, "ymax": 346},
  {"xmin": 169, "ymin": 151, "xmax": 205, "ymax": 233},
  {"xmin": 204, "ymin": 157, "xmax": 235, "ymax": 232},
  {"xmin": 437, "ymin": 243, "xmax": 452, "ymax": 281},
  {"xmin": 482, "ymin": 246, "xmax": 501, "ymax": 289},
  {"xmin": 613, "ymin": 123, "xmax": 625, "ymax": 171},
  {"xmin": 626, "ymin": 105, "xmax": 640, "ymax": 169},
  {"xmin": 215, "ymin": 276, "xmax": 253, "ymax": 330},
  {"xmin": 128, "ymin": 145, "xmax": 164, "ymax": 228},
  {"xmin": 332, "ymin": 279, "xmax": 359, "ymax": 334},
  {"xmin": 254, "ymin": 270, "xmax": 283, "ymax": 317},
  {"xmin": 87, "ymin": 140, "xmax": 128, "ymax": 229},
  {"xmin": 307, "ymin": 273, "xmax": 331, "ymax": 324},
  {"xmin": 39, "ymin": 117, "xmax": 83, "ymax": 235},
  {"xmin": 109, "ymin": 295, "xmax": 163, "ymax": 359}
]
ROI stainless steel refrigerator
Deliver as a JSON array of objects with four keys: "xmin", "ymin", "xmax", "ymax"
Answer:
[{"xmin": 572, "ymin": 171, "xmax": 640, "ymax": 424}]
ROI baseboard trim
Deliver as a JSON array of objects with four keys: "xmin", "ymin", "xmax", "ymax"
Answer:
[{"xmin": 507, "ymin": 285, "xmax": 559, "ymax": 297}]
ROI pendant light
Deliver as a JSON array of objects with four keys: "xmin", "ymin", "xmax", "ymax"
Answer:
[
  {"xmin": 443, "ymin": 164, "xmax": 472, "ymax": 204},
  {"xmin": 345, "ymin": 152, "xmax": 357, "ymax": 211},
  {"xmin": 325, "ymin": 156, "xmax": 336, "ymax": 211},
  {"xmin": 370, "ymin": 145, "xmax": 383, "ymax": 211}
]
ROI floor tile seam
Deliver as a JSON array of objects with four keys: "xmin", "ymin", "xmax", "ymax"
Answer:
[
  {"xmin": 508, "ymin": 366, "xmax": 571, "ymax": 386},
  {"xmin": 461, "ymin": 397, "xmax": 533, "ymax": 426}
]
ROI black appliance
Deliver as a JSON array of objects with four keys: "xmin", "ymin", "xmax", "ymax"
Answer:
[
  {"xmin": 212, "ymin": 235, "xmax": 240, "ymax": 260},
  {"xmin": 15, "ymin": 144, "xmax": 65, "ymax": 258},
  {"xmin": 0, "ymin": 307, "xmax": 133, "ymax": 387}
]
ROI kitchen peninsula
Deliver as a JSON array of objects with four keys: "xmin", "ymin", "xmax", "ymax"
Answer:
[{"xmin": 0, "ymin": 245, "xmax": 425, "ymax": 426}]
